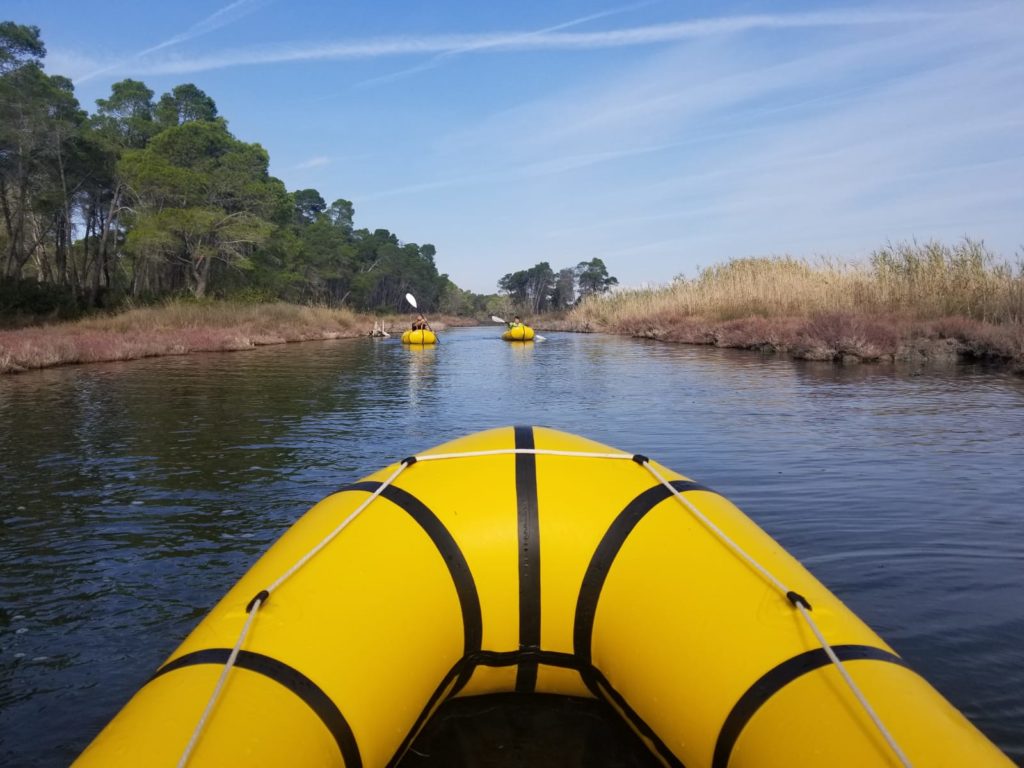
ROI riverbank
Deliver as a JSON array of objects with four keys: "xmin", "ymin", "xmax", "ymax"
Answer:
[
  {"xmin": 560, "ymin": 241, "xmax": 1024, "ymax": 372},
  {"xmin": 0, "ymin": 301, "xmax": 476, "ymax": 374},
  {"xmin": 553, "ymin": 311, "xmax": 1024, "ymax": 368}
]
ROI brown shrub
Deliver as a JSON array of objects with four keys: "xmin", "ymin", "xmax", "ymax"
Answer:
[
  {"xmin": 0, "ymin": 301, "xmax": 375, "ymax": 374},
  {"xmin": 798, "ymin": 313, "xmax": 902, "ymax": 361}
]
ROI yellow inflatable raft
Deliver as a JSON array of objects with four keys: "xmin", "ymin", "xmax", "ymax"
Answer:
[
  {"xmin": 76, "ymin": 427, "xmax": 1011, "ymax": 768},
  {"xmin": 501, "ymin": 325, "xmax": 535, "ymax": 341},
  {"xmin": 401, "ymin": 328, "xmax": 436, "ymax": 344}
]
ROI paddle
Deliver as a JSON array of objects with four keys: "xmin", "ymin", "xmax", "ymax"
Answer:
[
  {"xmin": 405, "ymin": 293, "xmax": 438, "ymax": 342},
  {"xmin": 490, "ymin": 314, "xmax": 545, "ymax": 341}
]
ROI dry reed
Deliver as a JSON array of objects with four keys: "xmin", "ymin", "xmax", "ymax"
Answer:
[
  {"xmin": 0, "ymin": 300, "xmax": 368, "ymax": 374},
  {"xmin": 569, "ymin": 240, "xmax": 1024, "ymax": 364}
]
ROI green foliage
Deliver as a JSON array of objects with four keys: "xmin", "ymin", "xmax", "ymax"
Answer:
[
  {"xmin": 1, "ymin": 51, "xmax": 89, "ymax": 287},
  {"xmin": 576, "ymin": 258, "xmax": 618, "ymax": 298},
  {"xmin": 0, "ymin": 277, "xmax": 79, "ymax": 318},
  {"xmin": 155, "ymin": 83, "xmax": 217, "ymax": 130},
  {"xmin": 93, "ymin": 79, "xmax": 157, "ymax": 148},
  {"xmin": 438, "ymin": 278, "xmax": 485, "ymax": 316},
  {"xmin": 499, "ymin": 259, "xmax": 617, "ymax": 313},
  {"xmin": 551, "ymin": 267, "xmax": 576, "ymax": 310},
  {"xmin": 498, "ymin": 262, "xmax": 555, "ymax": 313},
  {"xmin": 119, "ymin": 119, "xmax": 284, "ymax": 297},
  {"xmin": 0, "ymin": 21, "xmax": 467, "ymax": 317},
  {"xmin": 292, "ymin": 189, "xmax": 326, "ymax": 223},
  {"xmin": 0, "ymin": 21, "xmax": 45, "ymax": 74},
  {"xmin": 226, "ymin": 285, "xmax": 278, "ymax": 304}
]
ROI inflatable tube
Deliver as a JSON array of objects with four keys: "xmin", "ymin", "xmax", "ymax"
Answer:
[
  {"xmin": 501, "ymin": 325, "xmax": 535, "ymax": 341},
  {"xmin": 76, "ymin": 427, "xmax": 1011, "ymax": 768},
  {"xmin": 401, "ymin": 329, "xmax": 436, "ymax": 344}
]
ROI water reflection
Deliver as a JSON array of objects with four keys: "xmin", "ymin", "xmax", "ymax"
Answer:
[
  {"xmin": 1, "ymin": 327, "xmax": 1022, "ymax": 765},
  {"xmin": 404, "ymin": 343, "xmax": 438, "ymax": 409}
]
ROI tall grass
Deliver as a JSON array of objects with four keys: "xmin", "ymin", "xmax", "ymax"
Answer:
[
  {"xmin": 573, "ymin": 240, "xmax": 1024, "ymax": 327},
  {"xmin": 76, "ymin": 300, "xmax": 361, "ymax": 335},
  {"xmin": 0, "ymin": 300, "xmax": 366, "ymax": 373}
]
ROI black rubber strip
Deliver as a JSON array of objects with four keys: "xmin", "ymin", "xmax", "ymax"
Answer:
[
  {"xmin": 340, "ymin": 481, "xmax": 483, "ymax": 660},
  {"xmin": 386, "ymin": 648, "xmax": 586, "ymax": 768},
  {"xmin": 586, "ymin": 665, "xmax": 687, "ymax": 768},
  {"xmin": 152, "ymin": 648, "xmax": 361, "ymax": 767},
  {"xmin": 573, "ymin": 479, "xmax": 709, "ymax": 665},
  {"xmin": 712, "ymin": 644, "xmax": 907, "ymax": 768},
  {"xmin": 385, "ymin": 657, "xmax": 466, "ymax": 768},
  {"xmin": 387, "ymin": 645, "xmax": 688, "ymax": 768},
  {"xmin": 514, "ymin": 425, "xmax": 541, "ymax": 693},
  {"xmin": 468, "ymin": 648, "xmax": 581, "ymax": 670}
]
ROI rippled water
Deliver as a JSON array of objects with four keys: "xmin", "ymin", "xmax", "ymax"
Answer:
[{"xmin": 1, "ymin": 326, "xmax": 1022, "ymax": 765}]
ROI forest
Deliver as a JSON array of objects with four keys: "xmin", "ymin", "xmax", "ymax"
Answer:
[{"xmin": 0, "ymin": 22, "xmax": 620, "ymax": 323}]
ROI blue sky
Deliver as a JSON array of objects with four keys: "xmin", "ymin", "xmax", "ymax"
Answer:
[{"xmin": 10, "ymin": 1, "xmax": 1024, "ymax": 292}]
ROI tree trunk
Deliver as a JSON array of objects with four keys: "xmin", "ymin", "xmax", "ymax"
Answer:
[
  {"xmin": 55, "ymin": 131, "xmax": 71, "ymax": 287},
  {"xmin": 194, "ymin": 254, "xmax": 211, "ymax": 298},
  {"xmin": 92, "ymin": 185, "xmax": 121, "ymax": 307}
]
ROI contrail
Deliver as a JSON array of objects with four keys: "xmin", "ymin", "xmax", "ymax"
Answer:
[
  {"xmin": 76, "ymin": 0, "xmax": 269, "ymax": 84},
  {"xmin": 355, "ymin": 1, "xmax": 661, "ymax": 88},
  {"xmin": 126, "ymin": 9, "xmax": 945, "ymax": 77}
]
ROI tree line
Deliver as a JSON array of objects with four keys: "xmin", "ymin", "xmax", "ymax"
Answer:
[
  {"xmin": 498, "ymin": 258, "xmax": 618, "ymax": 314},
  {"xmin": 0, "ymin": 21, "xmax": 455, "ymax": 317},
  {"xmin": 1, "ymin": 21, "xmax": 620, "ymax": 322}
]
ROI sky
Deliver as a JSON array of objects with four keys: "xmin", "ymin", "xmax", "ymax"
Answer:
[{"xmin": 9, "ymin": 0, "xmax": 1024, "ymax": 293}]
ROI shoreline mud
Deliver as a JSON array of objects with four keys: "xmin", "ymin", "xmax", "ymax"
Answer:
[
  {"xmin": 539, "ymin": 313, "xmax": 1024, "ymax": 373},
  {"xmin": 0, "ymin": 302, "xmax": 477, "ymax": 374}
]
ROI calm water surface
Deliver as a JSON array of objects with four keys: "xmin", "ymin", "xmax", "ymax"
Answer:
[{"xmin": 1, "ymin": 326, "xmax": 1022, "ymax": 765}]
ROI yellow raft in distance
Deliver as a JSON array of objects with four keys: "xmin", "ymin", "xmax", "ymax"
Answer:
[
  {"xmin": 401, "ymin": 328, "xmax": 436, "ymax": 344},
  {"xmin": 75, "ymin": 427, "xmax": 1012, "ymax": 768},
  {"xmin": 502, "ymin": 325, "xmax": 535, "ymax": 341}
]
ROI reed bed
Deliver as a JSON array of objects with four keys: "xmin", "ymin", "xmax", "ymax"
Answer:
[
  {"xmin": 0, "ymin": 300, "xmax": 368, "ymax": 374},
  {"xmin": 75, "ymin": 300, "xmax": 361, "ymax": 334},
  {"xmin": 569, "ymin": 240, "xmax": 1024, "ymax": 365}
]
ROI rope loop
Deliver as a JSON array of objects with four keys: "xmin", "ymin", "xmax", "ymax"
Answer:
[
  {"xmin": 246, "ymin": 590, "xmax": 270, "ymax": 613},
  {"xmin": 786, "ymin": 590, "xmax": 812, "ymax": 611}
]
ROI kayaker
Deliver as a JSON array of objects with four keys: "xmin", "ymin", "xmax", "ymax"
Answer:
[
  {"xmin": 411, "ymin": 314, "xmax": 431, "ymax": 330},
  {"xmin": 507, "ymin": 315, "xmax": 523, "ymax": 328}
]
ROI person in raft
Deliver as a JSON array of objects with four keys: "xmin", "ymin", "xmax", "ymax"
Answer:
[
  {"xmin": 507, "ymin": 315, "xmax": 523, "ymax": 329},
  {"xmin": 411, "ymin": 314, "xmax": 431, "ymax": 330}
]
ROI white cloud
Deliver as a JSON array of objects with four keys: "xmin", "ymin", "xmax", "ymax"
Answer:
[
  {"xmin": 365, "ymin": 2, "xmax": 1022, "ymax": 290},
  {"xmin": 293, "ymin": 156, "xmax": 332, "ymax": 169},
  {"xmin": 110, "ymin": 9, "xmax": 944, "ymax": 78},
  {"xmin": 355, "ymin": 1, "xmax": 661, "ymax": 88},
  {"xmin": 75, "ymin": 0, "xmax": 270, "ymax": 83},
  {"xmin": 43, "ymin": 50, "xmax": 109, "ymax": 83}
]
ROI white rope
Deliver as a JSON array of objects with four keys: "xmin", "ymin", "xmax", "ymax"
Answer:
[
  {"xmin": 178, "ymin": 460, "xmax": 410, "ymax": 766},
  {"xmin": 796, "ymin": 602, "xmax": 913, "ymax": 767},
  {"xmin": 637, "ymin": 457, "xmax": 911, "ymax": 767},
  {"xmin": 177, "ymin": 593, "xmax": 263, "ymax": 768},
  {"xmin": 265, "ymin": 461, "xmax": 408, "ymax": 595},
  {"xmin": 639, "ymin": 460, "xmax": 794, "ymax": 596},
  {"xmin": 414, "ymin": 448, "xmax": 634, "ymax": 461},
  {"xmin": 179, "ymin": 443, "xmax": 910, "ymax": 768}
]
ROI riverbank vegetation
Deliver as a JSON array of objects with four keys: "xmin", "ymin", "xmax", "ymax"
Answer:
[
  {"xmin": 0, "ymin": 299, "xmax": 475, "ymax": 373},
  {"xmin": 5, "ymin": 22, "xmax": 1020, "ymax": 373},
  {"xmin": 497, "ymin": 258, "xmax": 618, "ymax": 313},
  {"xmin": 0, "ymin": 21, "xmax": 492, "ymax": 325},
  {"xmin": 566, "ymin": 240, "xmax": 1024, "ymax": 367}
]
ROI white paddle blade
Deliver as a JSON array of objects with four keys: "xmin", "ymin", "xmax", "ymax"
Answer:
[
  {"xmin": 405, "ymin": 293, "xmax": 418, "ymax": 309},
  {"xmin": 490, "ymin": 315, "xmax": 506, "ymax": 323},
  {"xmin": 535, "ymin": 335, "xmax": 547, "ymax": 341}
]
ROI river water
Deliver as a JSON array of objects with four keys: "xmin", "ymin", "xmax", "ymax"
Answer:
[{"xmin": 1, "ymin": 326, "xmax": 1022, "ymax": 765}]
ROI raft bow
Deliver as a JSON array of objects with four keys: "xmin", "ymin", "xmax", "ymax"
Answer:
[{"xmin": 76, "ymin": 427, "xmax": 1011, "ymax": 767}]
